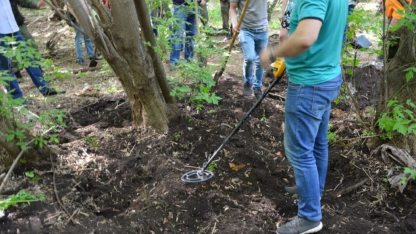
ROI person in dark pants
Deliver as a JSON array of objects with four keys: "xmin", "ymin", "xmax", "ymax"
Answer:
[
  {"xmin": 220, "ymin": 0, "xmax": 230, "ymax": 30},
  {"xmin": 1, "ymin": 0, "xmax": 57, "ymax": 99}
]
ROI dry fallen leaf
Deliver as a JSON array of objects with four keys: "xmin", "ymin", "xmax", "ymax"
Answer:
[{"xmin": 229, "ymin": 162, "xmax": 246, "ymax": 171}]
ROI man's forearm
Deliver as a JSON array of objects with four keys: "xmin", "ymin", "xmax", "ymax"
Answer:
[
  {"xmin": 273, "ymin": 19, "xmax": 322, "ymax": 58},
  {"xmin": 229, "ymin": 3, "xmax": 238, "ymax": 27},
  {"xmin": 274, "ymin": 34, "xmax": 310, "ymax": 57}
]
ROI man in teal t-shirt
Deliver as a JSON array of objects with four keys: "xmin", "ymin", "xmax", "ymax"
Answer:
[{"xmin": 260, "ymin": 0, "xmax": 347, "ymax": 233}]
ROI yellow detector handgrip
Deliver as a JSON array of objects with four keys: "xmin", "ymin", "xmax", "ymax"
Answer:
[{"xmin": 272, "ymin": 58, "xmax": 286, "ymax": 79}]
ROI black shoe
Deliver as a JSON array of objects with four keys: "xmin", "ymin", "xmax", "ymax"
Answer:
[
  {"xmin": 276, "ymin": 216, "xmax": 323, "ymax": 234},
  {"xmin": 243, "ymin": 83, "xmax": 253, "ymax": 97},
  {"xmin": 42, "ymin": 88, "xmax": 62, "ymax": 97},
  {"xmin": 284, "ymin": 186, "xmax": 298, "ymax": 195},
  {"xmin": 89, "ymin": 59, "xmax": 98, "ymax": 68},
  {"xmin": 253, "ymin": 87, "xmax": 262, "ymax": 99},
  {"xmin": 15, "ymin": 70, "xmax": 23, "ymax": 80}
]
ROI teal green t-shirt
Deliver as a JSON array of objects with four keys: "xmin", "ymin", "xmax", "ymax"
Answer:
[{"xmin": 285, "ymin": 0, "xmax": 348, "ymax": 85}]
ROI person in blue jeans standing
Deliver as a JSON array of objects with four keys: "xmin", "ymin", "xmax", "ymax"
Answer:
[
  {"xmin": 1, "ymin": 0, "xmax": 57, "ymax": 99},
  {"xmin": 169, "ymin": 0, "xmax": 198, "ymax": 66},
  {"xmin": 230, "ymin": 0, "xmax": 268, "ymax": 99},
  {"xmin": 260, "ymin": 0, "xmax": 348, "ymax": 233},
  {"xmin": 67, "ymin": 7, "xmax": 96, "ymax": 66}
]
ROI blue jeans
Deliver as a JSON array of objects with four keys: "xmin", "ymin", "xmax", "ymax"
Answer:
[
  {"xmin": 75, "ymin": 28, "xmax": 94, "ymax": 63},
  {"xmin": 0, "ymin": 31, "xmax": 49, "ymax": 99},
  {"xmin": 169, "ymin": 5, "xmax": 196, "ymax": 65},
  {"xmin": 284, "ymin": 75, "xmax": 342, "ymax": 222},
  {"xmin": 239, "ymin": 29, "xmax": 268, "ymax": 89}
]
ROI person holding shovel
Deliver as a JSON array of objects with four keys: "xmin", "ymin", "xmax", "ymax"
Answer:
[
  {"xmin": 260, "ymin": 0, "xmax": 348, "ymax": 233},
  {"xmin": 230, "ymin": 0, "xmax": 269, "ymax": 99}
]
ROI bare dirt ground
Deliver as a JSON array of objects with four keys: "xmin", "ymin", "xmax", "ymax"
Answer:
[{"xmin": 1, "ymin": 6, "xmax": 415, "ymax": 234}]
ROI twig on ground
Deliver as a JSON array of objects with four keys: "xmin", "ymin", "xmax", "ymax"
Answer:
[
  {"xmin": 350, "ymin": 162, "xmax": 374, "ymax": 183},
  {"xmin": 335, "ymin": 178, "xmax": 369, "ymax": 198},
  {"xmin": 66, "ymin": 208, "xmax": 80, "ymax": 225},
  {"xmin": 211, "ymin": 221, "xmax": 217, "ymax": 234},
  {"xmin": 332, "ymin": 134, "xmax": 380, "ymax": 144},
  {"xmin": 27, "ymin": 15, "xmax": 48, "ymax": 27},
  {"xmin": 331, "ymin": 174, "xmax": 344, "ymax": 192}
]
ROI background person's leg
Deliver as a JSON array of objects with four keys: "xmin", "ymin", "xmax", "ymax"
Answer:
[
  {"xmin": 184, "ymin": 12, "xmax": 197, "ymax": 61},
  {"xmin": 253, "ymin": 31, "xmax": 268, "ymax": 90},
  {"xmin": 220, "ymin": 1, "xmax": 230, "ymax": 30},
  {"xmin": 84, "ymin": 36, "xmax": 95, "ymax": 60},
  {"xmin": 75, "ymin": 29, "xmax": 85, "ymax": 64},
  {"xmin": 170, "ymin": 5, "xmax": 187, "ymax": 65},
  {"xmin": 239, "ymin": 30, "xmax": 256, "ymax": 88}
]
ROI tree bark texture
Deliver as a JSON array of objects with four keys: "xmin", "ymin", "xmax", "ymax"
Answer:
[
  {"xmin": 379, "ymin": 2, "xmax": 416, "ymax": 155},
  {"xmin": 67, "ymin": 0, "xmax": 173, "ymax": 132},
  {"xmin": 0, "ymin": 118, "xmax": 20, "ymax": 169}
]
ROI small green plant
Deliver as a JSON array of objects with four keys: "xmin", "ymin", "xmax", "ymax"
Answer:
[
  {"xmin": 207, "ymin": 161, "xmax": 218, "ymax": 172},
  {"xmin": 169, "ymin": 61, "xmax": 221, "ymax": 110},
  {"xmin": 378, "ymin": 99, "xmax": 416, "ymax": 139},
  {"xmin": 404, "ymin": 66, "xmax": 416, "ymax": 82},
  {"xmin": 327, "ymin": 124, "xmax": 338, "ymax": 143},
  {"xmin": 0, "ymin": 190, "xmax": 45, "ymax": 212},
  {"xmin": 0, "ymin": 36, "xmax": 66, "ymax": 151},
  {"xmin": 84, "ymin": 135, "xmax": 99, "ymax": 148},
  {"xmin": 25, "ymin": 171, "xmax": 40, "ymax": 183},
  {"xmin": 172, "ymin": 131, "xmax": 182, "ymax": 142},
  {"xmin": 400, "ymin": 167, "xmax": 416, "ymax": 186}
]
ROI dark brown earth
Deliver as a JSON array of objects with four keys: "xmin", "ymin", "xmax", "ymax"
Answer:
[{"xmin": 1, "ymin": 6, "xmax": 416, "ymax": 234}]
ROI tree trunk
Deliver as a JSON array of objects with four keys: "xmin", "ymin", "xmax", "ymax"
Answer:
[
  {"xmin": 378, "ymin": 2, "xmax": 416, "ymax": 155},
  {"xmin": 0, "ymin": 118, "xmax": 20, "ymax": 169},
  {"xmin": 67, "ymin": 0, "xmax": 175, "ymax": 132},
  {"xmin": 0, "ymin": 116, "xmax": 50, "ymax": 171}
]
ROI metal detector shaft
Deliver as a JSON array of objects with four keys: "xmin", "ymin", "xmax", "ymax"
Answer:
[{"xmin": 201, "ymin": 74, "xmax": 284, "ymax": 171}]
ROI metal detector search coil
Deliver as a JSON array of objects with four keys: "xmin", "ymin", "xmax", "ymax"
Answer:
[{"xmin": 181, "ymin": 170, "xmax": 214, "ymax": 183}]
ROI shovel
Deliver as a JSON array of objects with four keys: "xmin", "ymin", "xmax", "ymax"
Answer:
[{"xmin": 213, "ymin": 0, "xmax": 251, "ymax": 85}]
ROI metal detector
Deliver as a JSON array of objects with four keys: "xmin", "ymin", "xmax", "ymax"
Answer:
[{"xmin": 181, "ymin": 60, "xmax": 286, "ymax": 184}]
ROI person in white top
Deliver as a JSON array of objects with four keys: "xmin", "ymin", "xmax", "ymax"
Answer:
[
  {"xmin": 0, "ymin": 0, "xmax": 58, "ymax": 100},
  {"xmin": 0, "ymin": 0, "xmax": 20, "ymax": 34}
]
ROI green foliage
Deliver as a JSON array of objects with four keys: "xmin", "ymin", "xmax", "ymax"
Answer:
[
  {"xmin": 0, "ymin": 36, "xmax": 66, "ymax": 151},
  {"xmin": 400, "ymin": 167, "xmax": 416, "ymax": 186},
  {"xmin": 0, "ymin": 190, "xmax": 45, "ymax": 212},
  {"xmin": 378, "ymin": 99, "xmax": 416, "ymax": 139},
  {"xmin": 169, "ymin": 61, "xmax": 221, "ymax": 110},
  {"xmin": 327, "ymin": 130, "xmax": 338, "ymax": 143},
  {"xmin": 207, "ymin": 161, "xmax": 218, "ymax": 172},
  {"xmin": 25, "ymin": 171, "xmax": 40, "ymax": 183},
  {"xmin": 404, "ymin": 66, "xmax": 416, "ymax": 82},
  {"xmin": 84, "ymin": 135, "xmax": 99, "ymax": 148},
  {"xmin": 343, "ymin": 8, "xmax": 382, "ymax": 66},
  {"xmin": 391, "ymin": 4, "xmax": 416, "ymax": 32},
  {"xmin": 172, "ymin": 131, "xmax": 182, "ymax": 142}
]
